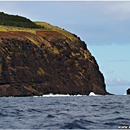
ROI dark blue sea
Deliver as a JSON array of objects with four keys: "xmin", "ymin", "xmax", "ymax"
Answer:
[{"xmin": 0, "ymin": 95, "xmax": 130, "ymax": 129}]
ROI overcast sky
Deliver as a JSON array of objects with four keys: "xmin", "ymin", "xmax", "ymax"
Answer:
[{"xmin": 0, "ymin": 1, "xmax": 130, "ymax": 95}]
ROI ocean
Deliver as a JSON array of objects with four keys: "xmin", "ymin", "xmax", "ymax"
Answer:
[{"xmin": 0, "ymin": 95, "xmax": 130, "ymax": 129}]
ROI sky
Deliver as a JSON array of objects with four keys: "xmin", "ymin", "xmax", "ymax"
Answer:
[{"xmin": 0, "ymin": 1, "xmax": 130, "ymax": 95}]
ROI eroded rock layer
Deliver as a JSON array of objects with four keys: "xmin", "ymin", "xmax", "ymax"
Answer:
[{"xmin": 0, "ymin": 31, "xmax": 109, "ymax": 96}]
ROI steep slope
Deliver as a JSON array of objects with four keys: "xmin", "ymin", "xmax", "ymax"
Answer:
[
  {"xmin": 0, "ymin": 13, "xmax": 109, "ymax": 96},
  {"xmin": 0, "ymin": 29, "xmax": 109, "ymax": 96}
]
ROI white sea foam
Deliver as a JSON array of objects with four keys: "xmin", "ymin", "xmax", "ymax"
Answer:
[
  {"xmin": 33, "ymin": 93, "xmax": 85, "ymax": 97},
  {"xmin": 33, "ymin": 92, "xmax": 102, "ymax": 97},
  {"xmin": 42, "ymin": 93, "xmax": 70, "ymax": 97},
  {"xmin": 89, "ymin": 92, "xmax": 101, "ymax": 96},
  {"xmin": 73, "ymin": 94, "xmax": 83, "ymax": 96}
]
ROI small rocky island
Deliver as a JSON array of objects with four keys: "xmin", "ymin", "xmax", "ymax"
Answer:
[
  {"xmin": 0, "ymin": 12, "xmax": 110, "ymax": 96},
  {"xmin": 127, "ymin": 89, "xmax": 130, "ymax": 95}
]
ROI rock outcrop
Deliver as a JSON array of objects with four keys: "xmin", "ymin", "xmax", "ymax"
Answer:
[
  {"xmin": 127, "ymin": 89, "xmax": 130, "ymax": 95},
  {"xmin": 0, "ymin": 30, "xmax": 109, "ymax": 96}
]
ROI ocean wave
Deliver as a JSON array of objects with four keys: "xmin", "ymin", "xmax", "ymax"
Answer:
[
  {"xmin": 46, "ymin": 114, "xmax": 55, "ymax": 118},
  {"xmin": 89, "ymin": 92, "xmax": 101, "ymax": 96},
  {"xmin": 33, "ymin": 93, "xmax": 85, "ymax": 97},
  {"xmin": 0, "ymin": 112, "xmax": 7, "ymax": 117},
  {"xmin": 0, "ymin": 95, "xmax": 129, "ymax": 129},
  {"xmin": 33, "ymin": 92, "xmax": 101, "ymax": 97},
  {"xmin": 60, "ymin": 119, "xmax": 92, "ymax": 129},
  {"xmin": 27, "ymin": 108, "xmax": 42, "ymax": 113}
]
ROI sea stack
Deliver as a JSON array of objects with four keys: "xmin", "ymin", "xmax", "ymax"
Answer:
[
  {"xmin": 0, "ymin": 12, "xmax": 110, "ymax": 96},
  {"xmin": 127, "ymin": 89, "xmax": 130, "ymax": 95}
]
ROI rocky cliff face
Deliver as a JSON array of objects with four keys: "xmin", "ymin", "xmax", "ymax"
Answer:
[{"xmin": 0, "ymin": 30, "xmax": 109, "ymax": 96}]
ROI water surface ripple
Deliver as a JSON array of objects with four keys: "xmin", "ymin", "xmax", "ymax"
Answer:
[{"xmin": 0, "ymin": 95, "xmax": 129, "ymax": 129}]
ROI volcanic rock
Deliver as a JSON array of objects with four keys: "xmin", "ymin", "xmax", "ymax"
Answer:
[
  {"xmin": 127, "ymin": 89, "xmax": 130, "ymax": 95},
  {"xmin": 0, "ymin": 30, "xmax": 109, "ymax": 96}
]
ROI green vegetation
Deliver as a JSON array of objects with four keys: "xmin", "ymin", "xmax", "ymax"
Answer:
[
  {"xmin": 0, "ymin": 12, "xmax": 79, "ymax": 41},
  {"xmin": 0, "ymin": 12, "xmax": 44, "ymax": 28},
  {"xmin": 35, "ymin": 22, "xmax": 78, "ymax": 41},
  {"xmin": 0, "ymin": 25, "xmax": 39, "ymax": 34}
]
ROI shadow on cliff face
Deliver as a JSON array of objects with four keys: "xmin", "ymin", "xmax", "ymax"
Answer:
[{"xmin": 0, "ymin": 31, "xmax": 110, "ymax": 96}]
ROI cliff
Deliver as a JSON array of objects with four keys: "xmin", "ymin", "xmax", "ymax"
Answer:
[
  {"xmin": 0, "ymin": 30, "xmax": 109, "ymax": 96},
  {"xmin": 0, "ymin": 15, "xmax": 109, "ymax": 96}
]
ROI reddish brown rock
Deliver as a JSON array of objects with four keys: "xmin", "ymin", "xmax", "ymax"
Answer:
[{"xmin": 0, "ymin": 31, "xmax": 110, "ymax": 96}]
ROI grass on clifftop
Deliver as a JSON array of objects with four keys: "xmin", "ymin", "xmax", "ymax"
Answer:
[
  {"xmin": 0, "ymin": 12, "xmax": 78, "ymax": 40},
  {"xmin": 35, "ymin": 22, "xmax": 78, "ymax": 41},
  {"xmin": 0, "ymin": 22, "xmax": 78, "ymax": 41},
  {"xmin": 0, "ymin": 12, "xmax": 43, "ymax": 28},
  {"xmin": 0, "ymin": 25, "xmax": 42, "ymax": 34}
]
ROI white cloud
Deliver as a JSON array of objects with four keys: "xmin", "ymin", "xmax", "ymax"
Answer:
[
  {"xmin": 106, "ymin": 77, "xmax": 130, "ymax": 86},
  {"xmin": 103, "ymin": 2, "xmax": 130, "ymax": 20}
]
